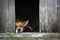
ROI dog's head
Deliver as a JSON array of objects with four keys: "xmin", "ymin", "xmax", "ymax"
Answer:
[{"xmin": 15, "ymin": 18, "xmax": 29, "ymax": 33}]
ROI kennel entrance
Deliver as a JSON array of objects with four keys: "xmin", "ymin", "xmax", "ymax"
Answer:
[{"xmin": 15, "ymin": 0, "xmax": 39, "ymax": 32}]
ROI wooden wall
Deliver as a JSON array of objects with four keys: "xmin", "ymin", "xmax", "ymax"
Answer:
[
  {"xmin": 0, "ymin": 0, "xmax": 15, "ymax": 33},
  {"xmin": 40, "ymin": 0, "xmax": 58, "ymax": 32}
]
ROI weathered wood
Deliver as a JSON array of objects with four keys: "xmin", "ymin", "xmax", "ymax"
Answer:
[
  {"xmin": 0, "ymin": 0, "xmax": 15, "ymax": 33},
  {"xmin": 40, "ymin": 0, "xmax": 57, "ymax": 32},
  {"xmin": 0, "ymin": 33, "xmax": 60, "ymax": 40},
  {"xmin": 0, "ymin": 0, "xmax": 8, "ymax": 32},
  {"xmin": 57, "ymin": 0, "xmax": 60, "ymax": 32},
  {"xmin": 7, "ymin": 0, "xmax": 15, "ymax": 32}
]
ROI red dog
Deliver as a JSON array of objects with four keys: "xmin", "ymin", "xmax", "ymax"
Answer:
[{"xmin": 15, "ymin": 18, "xmax": 29, "ymax": 33}]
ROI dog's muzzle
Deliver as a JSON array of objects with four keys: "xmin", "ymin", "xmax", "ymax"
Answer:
[
  {"xmin": 16, "ymin": 28, "xmax": 23, "ymax": 33},
  {"xmin": 18, "ymin": 29, "xmax": 21, "ymax": 33}
]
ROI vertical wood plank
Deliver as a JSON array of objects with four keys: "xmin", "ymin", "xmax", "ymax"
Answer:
[
  {"xmin": 40, "ymin": 0, "xmax": 57, "ymax": 32},
  {"xmin": 0, "ymin": 0, "xmax": 8, "ymax": 32},
  {"xmin": 7, "ymin": 0, "xmax": 15, "ymax": 32}
]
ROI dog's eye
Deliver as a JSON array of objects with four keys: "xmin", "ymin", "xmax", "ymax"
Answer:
[{"xmin": 19, "ymin": 25, "xmax": 23, "ymax": 27}]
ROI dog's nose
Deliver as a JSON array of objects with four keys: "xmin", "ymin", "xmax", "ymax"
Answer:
[{"xmin": 18, "ymin": 29, "xmax": 21, "ymax": 33}]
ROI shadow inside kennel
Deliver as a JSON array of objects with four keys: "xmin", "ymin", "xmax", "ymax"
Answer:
[{"xmin": 15, "ymin": 0, "xmax": 39, "ymax": 32}]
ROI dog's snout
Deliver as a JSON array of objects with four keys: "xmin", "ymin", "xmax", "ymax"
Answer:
[{"xmin": 18, "ymin": 29, "xmax": 21, "ymax": 33}]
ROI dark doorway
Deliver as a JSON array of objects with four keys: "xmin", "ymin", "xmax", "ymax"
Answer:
[{"xmin": 15, "ymin": 0, "xmax": 39, "ymax": 32}]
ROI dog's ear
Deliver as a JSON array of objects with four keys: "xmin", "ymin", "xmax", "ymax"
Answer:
[{"xmin": 23, "ymin": 20, "xmax": 29, "ymax": 27}]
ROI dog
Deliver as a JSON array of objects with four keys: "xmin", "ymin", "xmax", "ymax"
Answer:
[{"xmin": 15, "ymin": 18, "xmax": 33, "ymax": 33}]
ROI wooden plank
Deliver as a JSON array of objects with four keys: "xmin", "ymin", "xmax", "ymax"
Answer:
[{"xmin": 40, "ymin": 0, "xmax": 57, "ymax": 32}]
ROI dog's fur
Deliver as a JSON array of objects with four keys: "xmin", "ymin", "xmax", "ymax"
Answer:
[{"xmin": 15, "ymin": 18, "xmax": 33, "ymax": 33}]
